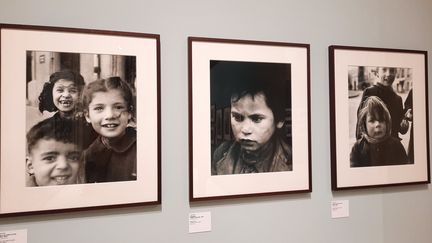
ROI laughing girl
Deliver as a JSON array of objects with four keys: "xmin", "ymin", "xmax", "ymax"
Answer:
[
  {"xmin": 38, "ymin": 70, "xmax": 85, "ymax": 119},
  {"xmin": 37, "ymin": 70, "xmax": 97, "ymax": 148}
]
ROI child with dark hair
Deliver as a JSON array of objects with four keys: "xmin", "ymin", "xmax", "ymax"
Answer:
[
  {"xmin": 211, "ymin": 61, "xmax": 292, "ymax": 175},
  {"xmin": 81, "ymin": 77, "xmax": 137, "ymax": 183},
  {"xmin": 26, "ymin": 118, "xmax": 84, "ymax": 186},
  {"xmin": 39, "ymin": 70, "xmax": 85, "ymax": 118},
  {"xmin": 351, "ymin": 96, "xmax": 409, "ymax": 167},
  {"xmin": 37, "ymin": 70, "xmax": 97, "ymax": 147}
]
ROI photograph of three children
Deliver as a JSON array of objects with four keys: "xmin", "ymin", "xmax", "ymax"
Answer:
[
  {"xmin": 1, "ymin": 24, "xmax": 160, "ymax": 215},
  {"xmin": 25, "ymin": 51, "xmax": 137, "ymax": 187}
]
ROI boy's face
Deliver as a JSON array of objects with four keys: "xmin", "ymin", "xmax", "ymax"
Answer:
[
  {"xmin": 27, "ymin": 139, "xmax": 81, "ymax": 186},
  {"xmin": 379, "ymin": 67, "xmax": 396, "ymax": 86},
  {"xmin": 230, "ymin": 92, "xmax": 283, "ymax": 153},
  {"xmin": 52, "ymin": 79, "xmax": 79, "ymax": 113},
  {"xmin": 85, "ymin": 89, "xmax": 131, "ymax": 139}
]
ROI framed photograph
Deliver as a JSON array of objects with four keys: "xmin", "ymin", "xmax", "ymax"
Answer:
[
  {"xmin": 0, "ymin": 24, "xmax": 160, "ymax": 216},
  {"xmin": 189, "ymin": 37, "xmax": 311, "ymax": 201},
  {"xmin": 329, "ymin": 45, "xmax": 430, "ymax": 190}
]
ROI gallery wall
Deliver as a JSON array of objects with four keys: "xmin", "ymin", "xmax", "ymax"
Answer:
[{"xmin": 0, "ymin": 0, "xmax": 431, "ymax": 242}]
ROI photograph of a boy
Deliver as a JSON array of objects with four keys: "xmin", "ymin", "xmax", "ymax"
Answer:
[
  {"xmin": 348, "ymin": 66, "xmax": 413, "ymax": 167},
  {"xmin": 26, "ymin": 118, "xmax": 84, "ymax": 187},
  {"xmin": 81, "ymin": 77, "xmax": 137, "ymax": 183},
  {"xmin": 210, "ymin": 60, "xmax": 292, "ymax": 175}
]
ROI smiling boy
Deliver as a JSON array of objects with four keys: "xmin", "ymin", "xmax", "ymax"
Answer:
[{"xmin": 26, "ymin": 118, "xmax": 84, "ymax": 186}]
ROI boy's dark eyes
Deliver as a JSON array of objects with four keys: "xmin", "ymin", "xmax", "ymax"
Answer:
[
  {"xmin": 42, "ymin": 156, "xmax": 56, "ymax": 162},
  {"xmin": 232, "ymin": 113, "xmax": 265, "ymax": 123},
  {"xmin": 250, "ymin": 115, "xmax": 264, "ymax": 123},
  {"xmin": 232, "ymin": 113, "xmax": 244, "ymax": 122},
  {"xmin": 41, "ymin": 153, "xmax": 80, "ymax": 163}
]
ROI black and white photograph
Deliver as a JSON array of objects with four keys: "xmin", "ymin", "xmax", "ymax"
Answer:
[
  {"xmin": 348, "ymin": 65, "xmax": 413, "ymax": 167},
  {"xmin": 26, "ymin": 51, "xmax": 137, "ymax": 187},
  {"xmin": 330, "ymin": 45, "xmax": 430, "ymax": 190},
  {"xmin": 189, "ymin": 37, "xmax": 311, "ymax": 201},
  {"xmin": 0, "ymin": 24, "xmax": 160, "ymax": 216},
  {"xmin": 210, "ymin": 60, "xmax": 292, "ymax": 175}
]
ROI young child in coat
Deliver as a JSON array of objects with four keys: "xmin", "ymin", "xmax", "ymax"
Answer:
[
  {"xmin": 81, "ymin": 77, "xmax": 137, "ymax": 183},
  {"xmin": 350, "ymin": 96, "xmax": 408, "ymax": 167},
  {"xmin": 26, "ymin": 118, "xmax": 84, "ymax": 186}
]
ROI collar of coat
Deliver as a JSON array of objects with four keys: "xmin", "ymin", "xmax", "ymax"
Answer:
[{"xmin": 100, "ymin": 127, "xmax": 136, "ymax": 153}]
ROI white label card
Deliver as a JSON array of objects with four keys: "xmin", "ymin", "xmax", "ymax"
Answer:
[
  {"xmin": 331, "ymin": 200, "xmax": 349, "ymax": 218},
  {"xmin": 0, "ymin": 229, "xmax": 27, "ymax": 243},
  {"xmin": 189, "ymin": 211, "xmax": 212, "ymax": 233}
]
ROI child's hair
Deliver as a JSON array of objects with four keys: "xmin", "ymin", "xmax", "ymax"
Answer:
[
  {"xmin": 27, "ymin": 118, "xmax": 84, "ymax": 154},
  {"xmin": 211, "ymin": 61, "xmax": 290, "ymax": 124},
  {"xmin": 38, "ymin": 70, "xmax": 85, "ymax": 113},
  {"xmin": 81, "ymin": 76, "xmax": 135, "ymax": 115},
  {"xmin": 230, "ymin": 78, "xmax": 286, "ymax": 124},
  {"xmin": 357, "ymin": 96, "xmax": 392, "ymax": 138}
]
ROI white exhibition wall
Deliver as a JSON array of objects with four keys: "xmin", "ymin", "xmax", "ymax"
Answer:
[{"xmin": 0, "ymin": 0, "xmax": 431, "ymax": 243}]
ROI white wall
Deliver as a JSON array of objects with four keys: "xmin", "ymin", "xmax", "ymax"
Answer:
[{"xmin": 0, "ymin": 0, "xmax": 431, "ymax": 242}]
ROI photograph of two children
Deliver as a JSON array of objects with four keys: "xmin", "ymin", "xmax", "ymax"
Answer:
[
  {"xmin": 330, "ymin": 46, "xmax": 430, "ymax": 190},
  {"xmin": 0, "ymin": 25, "xmax": 160, "ymax": 215}
]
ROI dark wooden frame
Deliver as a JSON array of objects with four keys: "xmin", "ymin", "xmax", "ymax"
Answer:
[
  {"xmin": 329, "ymin": 45, "xmax": 430, "ymax": 190},
  {"xmin": 0, "ymin": 24, "xmax": 161, "ymax": 217},
  {"xmin": 189, "ymin": 36, "xmax": 312, "ymax": 201}
]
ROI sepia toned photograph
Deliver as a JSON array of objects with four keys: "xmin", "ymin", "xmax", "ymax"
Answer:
[
  {"xmin": 189, "ymin": 37, "xmax": 311, "ymax": 201},
  {"xmin": 330, "ymin": 45, "xmax": 430, "ymax": 190},
  {"xmin": 26, "ymin": 51, "xmax": 137, "ymax": 187},
  {"xmin": 0, "ymin": 24, "xmax": 160, "ymax": 216}
]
